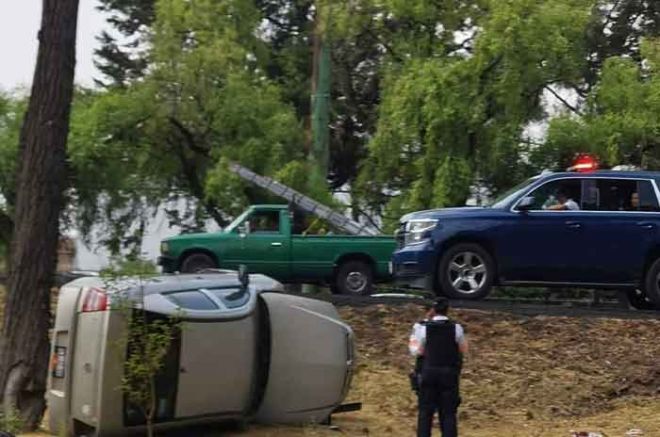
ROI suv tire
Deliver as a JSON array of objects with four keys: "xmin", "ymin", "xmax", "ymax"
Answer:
[
  {"xmin": 437, "ymin": 243, "xmax": 494, "ymax": 300},
  {"xmin": 179, "ymin": 252, "xmax": 217, "ymax": 273},
  {"xmin": 643, "ymin": 258, "xmax": 660, "ymax": 307},
  {"xmin": 335, "ymin": 260, "xmax": 373, "ymax": 295},
  {"xmin": 626, "ymin": 288, "xmax": 657, "ymax": 310}
]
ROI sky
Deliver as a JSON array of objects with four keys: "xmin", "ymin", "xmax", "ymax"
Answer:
[{"xmin": 0, "ymin": 0, "xmax": 106, "ymax": 91}]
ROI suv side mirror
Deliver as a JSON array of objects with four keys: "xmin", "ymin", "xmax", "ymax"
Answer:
[{"xmin": 517, "ymin": 196, "xmax": 535, "ymax": 211}]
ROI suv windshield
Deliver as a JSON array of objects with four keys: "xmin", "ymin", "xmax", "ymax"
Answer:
[{"xmin": 489, "ymin": 177, "xmax": 538, "ymax": 209}]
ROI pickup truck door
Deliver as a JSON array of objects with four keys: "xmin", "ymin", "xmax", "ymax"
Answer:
[{"xmin": 240, "ymin": 209, "xmax": 291, "ymax": 280}]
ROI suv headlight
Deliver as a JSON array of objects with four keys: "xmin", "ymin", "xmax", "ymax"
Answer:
[{"xmin": 405, "ymin": 219, "xmax": 437, "ymax": 245}]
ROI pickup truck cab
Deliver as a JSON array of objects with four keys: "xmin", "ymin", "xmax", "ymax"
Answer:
[
  {"xmin": 392, "ymin": 171, "xmax": 660, "ymax": 309},
  {"xmin": 159, "ymin": 205, "xmax": 395, "ymax": 295}
]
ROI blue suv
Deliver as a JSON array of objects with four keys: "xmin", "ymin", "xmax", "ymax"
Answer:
[{"xmin": 391, "ymin": 170, "xmax": 660, "ymax": 309}]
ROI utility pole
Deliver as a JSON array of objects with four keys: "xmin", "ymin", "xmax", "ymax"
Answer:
[
  {"xmin": 303, "ymin": 4, "xmax": 331, "ymax": 295},
  {"xmin": 310, "ymin": 3, "xmax": 331, "ymax": 191}
]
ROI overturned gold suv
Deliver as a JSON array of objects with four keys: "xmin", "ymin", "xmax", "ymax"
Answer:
[{"xmin": 47, "ymin": 271, "xmax": 355, "ymax": 436}]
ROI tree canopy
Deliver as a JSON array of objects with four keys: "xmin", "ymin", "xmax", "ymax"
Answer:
[{"xmin": 0, "ymin": 0, "xmax": 657, "ymax": 250}]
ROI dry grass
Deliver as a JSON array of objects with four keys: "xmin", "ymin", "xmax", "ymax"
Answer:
[{"xmin": 16, "ymin": 303, "xmax": 660, "ymax": 436}]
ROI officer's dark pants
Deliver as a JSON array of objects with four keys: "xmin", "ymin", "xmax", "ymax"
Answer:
[{"xmin": 417, "ymin": 368, "xmax": 460, "ymax": 437}]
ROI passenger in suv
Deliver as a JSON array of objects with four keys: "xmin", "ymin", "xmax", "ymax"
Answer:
[{"xmin": 392, "ymin": 171, "xmax": 660, "ymax": 309}]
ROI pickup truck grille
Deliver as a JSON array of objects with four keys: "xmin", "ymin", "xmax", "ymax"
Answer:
[{"xmin": 395, "ymin": 223, "xmax": 406, "ymax": 249}]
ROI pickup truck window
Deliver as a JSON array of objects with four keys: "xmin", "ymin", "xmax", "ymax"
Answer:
[
  {"xmin": 292, "ymin": 209, "xmax": 342, "ymax": 235},
  {"xmin": 250, "ymin": 211, "xmax": 281, "ymax": 233},
  {"xmin": 225, "ymin": 209, "xmax": 250, "ymax": 233}
]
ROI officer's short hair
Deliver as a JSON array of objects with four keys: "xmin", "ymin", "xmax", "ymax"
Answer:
[{"xmin": 432, "ymin": 297, "xmax": 449, "ymax": 315}]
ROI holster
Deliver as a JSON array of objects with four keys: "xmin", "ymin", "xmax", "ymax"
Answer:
[
  {"xmin": 408, "ymin": 371, "xmax": 420, "ymax": 393},
  {"xmin": 409, "ymin": 355, "xmax": 424, "ymax": 393}
]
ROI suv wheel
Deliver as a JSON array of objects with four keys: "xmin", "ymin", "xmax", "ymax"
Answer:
[
  {"xmin": 437, "ymin": 243, "xmax": 494, "ymax": 300},
  {"xmin": 179, "ymin": 252, "xmax": 217, "ymax": 273},
  {"xmin": 643, "ymin": 258, "xmax": 660, "ymax": 307},
  {"xmin": 626, "ymin": 288, "xmax": 657, "ymax": 310},
  {"xmin": 335, "ymin": 260, "xmax": 373, "ymax": 295}
]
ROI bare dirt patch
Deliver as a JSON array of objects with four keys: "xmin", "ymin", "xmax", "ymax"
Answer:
[{"xmin": 220, "ymin": 304, "xmax": 660, "ymax": 436}]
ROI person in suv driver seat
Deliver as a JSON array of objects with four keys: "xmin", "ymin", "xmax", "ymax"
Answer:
[{"xmin": 545, "ymin": 188, "xmax": 579, "ymax": 211}]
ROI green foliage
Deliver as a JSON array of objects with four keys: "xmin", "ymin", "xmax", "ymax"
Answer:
[
  {"xmin": 67, "ymin": 0, "xmax": 304, "ymax": 253},
  {"xmin": 0, "ymin": 0, "xmax": 657, "ymax": 255},
  {"xmin": 0, "ymin": 93, "xmax": 25, "ymax": 209},
  {"xmin": 118, "ymin": 308, "xmax": 180, "ymax": 437},
  {"xmin": 357, "ymin": 0, "xmax": 593, "ymax": 220},
  {"xmin": 101, "ymin": 257, "xmax": 158, "ymax": 278},
  {"xmin": 542, "ymin": 38, "xmax": 660, "ymax": 170},
  {"xmin": 106, "ymin": 262, "xmax": 180, "ymax": 437},
  {"xmin": 95, "ymin": 0, "xmax": 155, "ymax": 87},
  {"xmin": 0, "ymin": 407, "xmax": 23, "ymax": 434}
]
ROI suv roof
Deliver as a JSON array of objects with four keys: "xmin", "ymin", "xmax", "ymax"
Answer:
[{"xmin": 542, "ymin": 170, "xmax": 660, "ymax": 179}]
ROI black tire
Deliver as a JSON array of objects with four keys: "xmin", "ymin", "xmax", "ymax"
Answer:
[
  {"xmin": 335, "ymin": 260, "xmax": 373, "ymax": 295},
  {"xmin": 626, "ymin": 288, "xmax": 657, "ymax": 310},
  {"xmin": 179, "ymin": 252, "xmax": 217, "ymax": 273},
  {"xmin": 437, "ymin": 243, "xmax": 494, "ymax": 300},
  {"xmin": 643, "ymin": 258, "xmax": 660, "ymax": 307}
]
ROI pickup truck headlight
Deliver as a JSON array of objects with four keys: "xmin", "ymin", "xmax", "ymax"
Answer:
[
  {"xmin": 160, "ymin": 242, "xmax": 170, "ymax": 254},
  {"xmin": 405, "ymin": 219, "xmax": 437, "ymax": 246}
]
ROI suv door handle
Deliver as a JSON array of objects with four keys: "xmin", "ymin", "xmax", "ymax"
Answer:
[
  {"xmin": 637, "ymin": 222, "xmax": 656, "ymax": 230},
  {"xmin": 565, "ymin": 221, "xmax": 582, "ymax": 229},
  {"xmin": 271, "ymin": 242, "xmax": 283, "ymax": 247}
]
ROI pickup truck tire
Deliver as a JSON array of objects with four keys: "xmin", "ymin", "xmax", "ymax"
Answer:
[
  {"xmin": 179, "ymin": 252, "xmax": 217, "ymax": 273},
  {"xmin": 642, "ymin": 258, "xmax": 660, "ymax": 307},
  {"xmin": 335, "ymin": 260, "xmax": 373, "ymax": 295},
  {"xmin": 437, "ymin": 243, "xmax": 494, "ymax": 300}
]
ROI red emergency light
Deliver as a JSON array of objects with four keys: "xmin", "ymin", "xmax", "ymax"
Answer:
[{"xmin": 567, "ymin": 153, "xmax": 599, "ymax": 172}]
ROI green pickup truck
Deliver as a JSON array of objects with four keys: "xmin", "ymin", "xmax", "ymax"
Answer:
[{"xmin": 158, "ymin": 205, "xmax": 396, "ymax": 294}]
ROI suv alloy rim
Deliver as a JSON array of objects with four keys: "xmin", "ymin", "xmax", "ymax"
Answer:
[{"xmin": 448, "ymin": 252, "xmax": 487, "ymax": 295}]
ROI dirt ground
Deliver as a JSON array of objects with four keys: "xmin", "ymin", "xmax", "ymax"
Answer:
[
  {"xmin": 14, "ymin": 302, "xmax": 660, "ymax": 436},
  {"xmin": 241, "ymin": 305, "xmax": 660, "ymax": 437}
]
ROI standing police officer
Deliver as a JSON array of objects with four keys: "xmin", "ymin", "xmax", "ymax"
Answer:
[{"xmin": 409, "ymin": 298, "xmax": 468, "ymax": 437}]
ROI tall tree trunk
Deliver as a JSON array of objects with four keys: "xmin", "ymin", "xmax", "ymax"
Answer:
[{"xmin": 0, "ymin": 0, "xmax": 79, "ymax": 429}]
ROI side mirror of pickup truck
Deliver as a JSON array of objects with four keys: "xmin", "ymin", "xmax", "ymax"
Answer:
[
  {"xmin": 516, "ymin": 196, "xmax": 535, "ymax": 212},
  {"xmin": 239, "ymin": 221, "xmax": 250, "ymax": 238}
]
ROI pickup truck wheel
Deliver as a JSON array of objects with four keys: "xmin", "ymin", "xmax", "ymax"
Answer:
[
  {"xmin": 179, "ymin": 252, "xmax": 217, "ymax": 273},
  {"xmin": 626, "ymin": 289, "xmax": 657, "ymax": 310},
  {"xmin": 437, "ymin": 243, "xmax": 494, "ymax": 300},
  {"xmin": 336, "ymin": 261, "xmax": 373, "ymax": 295},
  {"xmin": 642, "ymin": 258, "xmax": 660, "ymax": 307}
]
